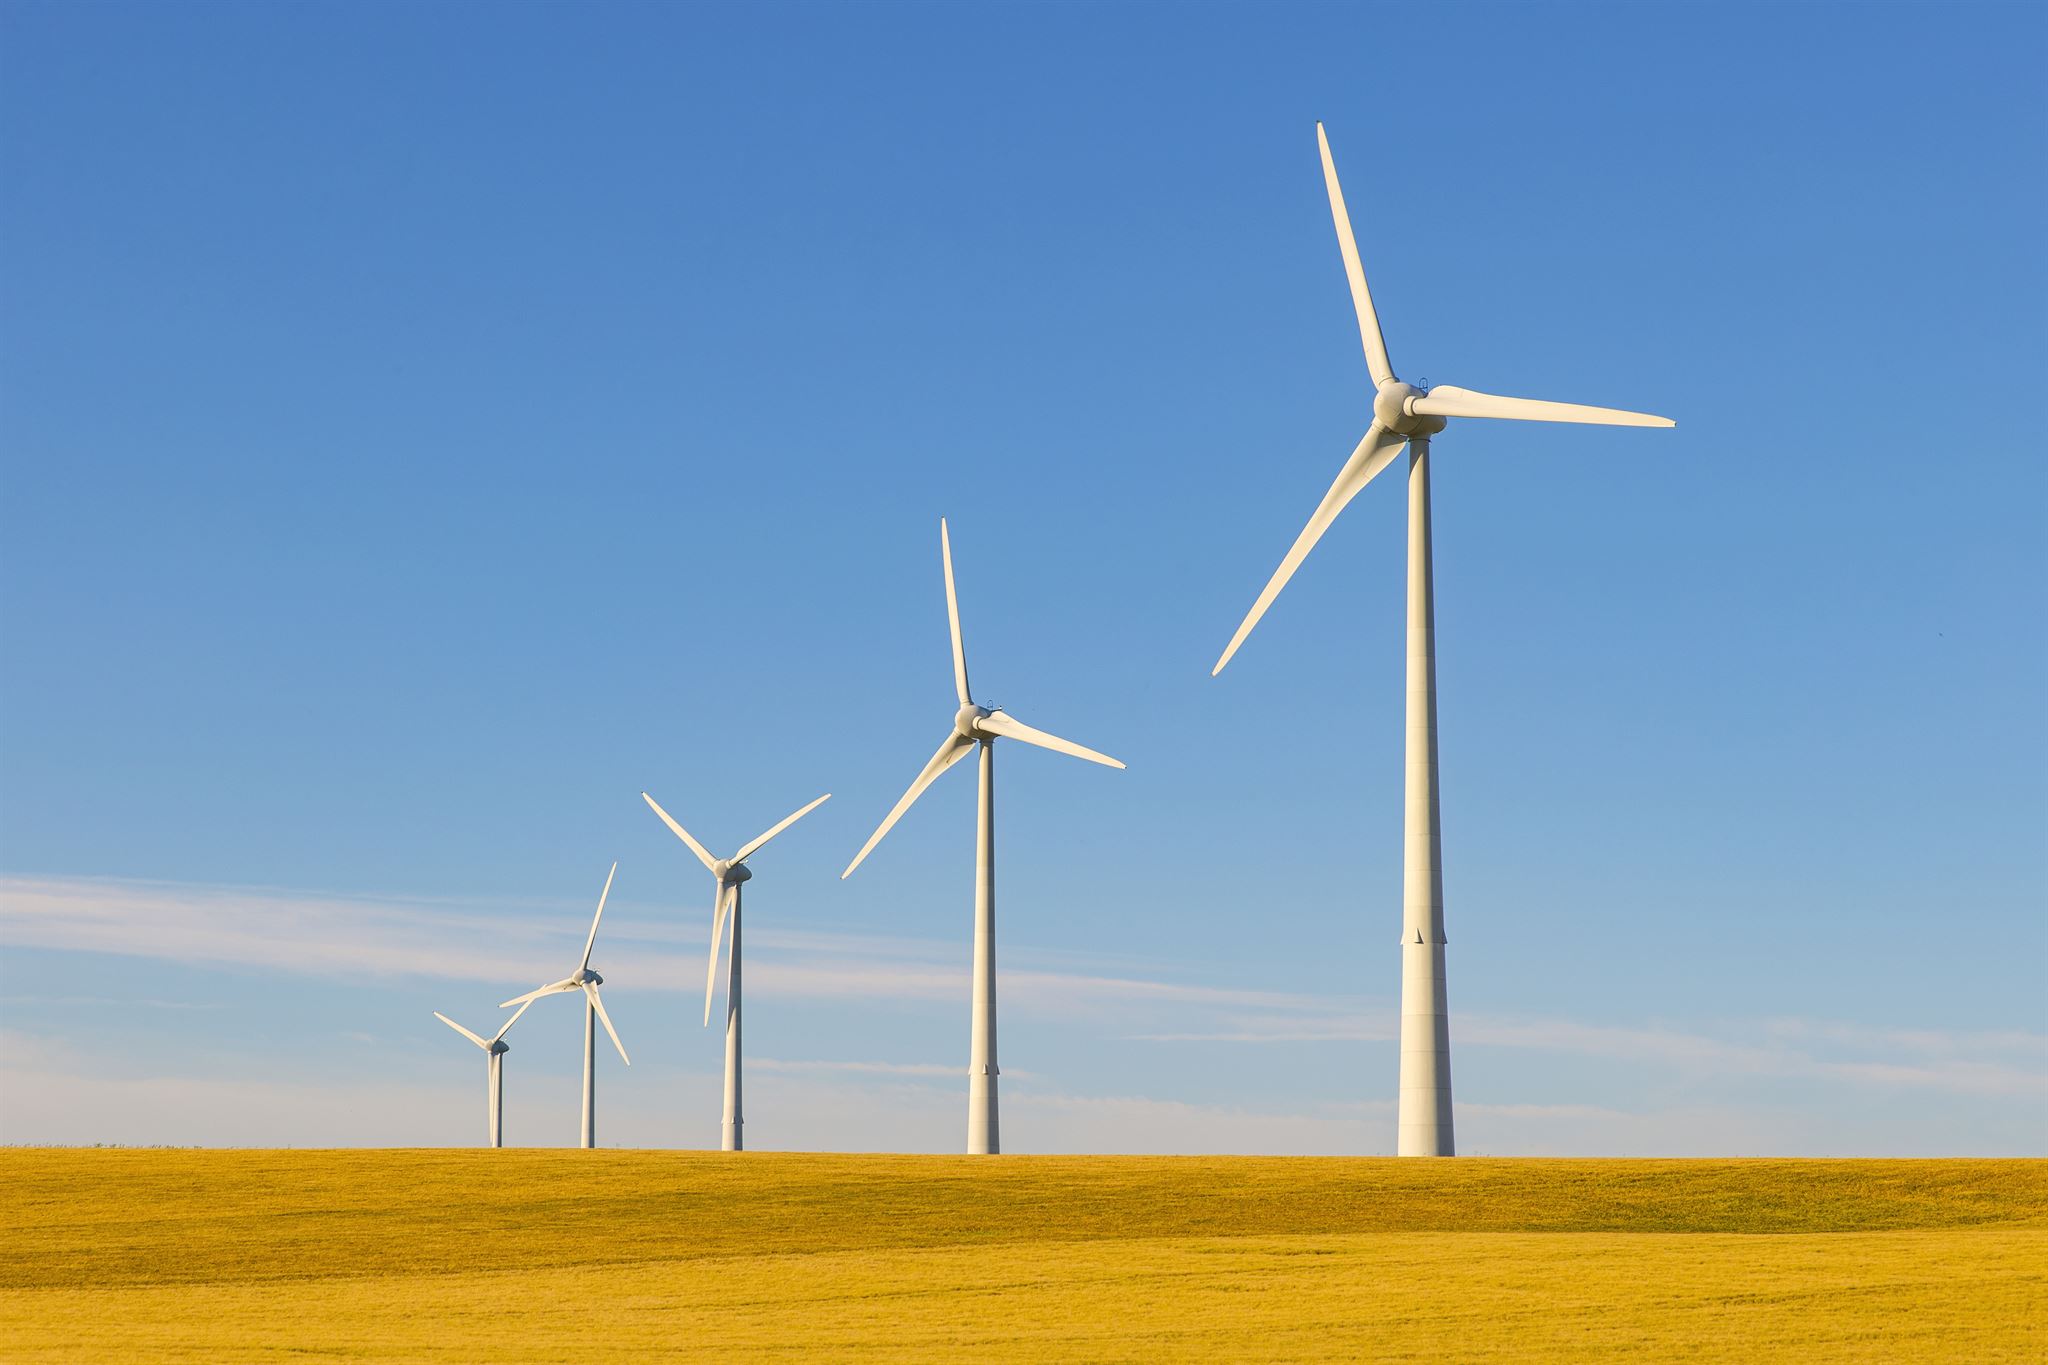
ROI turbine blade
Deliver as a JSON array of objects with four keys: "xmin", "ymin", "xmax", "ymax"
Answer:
[
  {"xmin": 1406, "ymin": 384, "xmax": 1675, "ymax": 428},
  {"xmin": 435, "ymin": 1012, "xmax": 490, "ymax": 1050},
  {"xmin": 499, "ymin": 979, "xmax": 577, "ymax": 1009},
  {"xmin": 941, "ymin": 518, "xmax": 972, "ymax": 706},
  {"xmin": 975, "ymin": 710, "xmax": 1125, "ymax": 769},
  {"xmin": 585, "ymin": 983, "xmax": 630, "ymax": 1066},
  {"xmin": 732, "ymin": 793, "xmax": 832, "ymax": 865},
  {"xmin": 1318, "ymin": 122, "xmax": 1394, "ymax": 388},
  {"xmin": 1212, "ymin": 423, "xmax": 1408, "ymax": 675},
  {"xmin": 841, "ymin": 730, "xmax": 976, "ymax": 878},
  {"xmin": 703, "ymin": 879, "xmax": 732, "ymax": 1027},
  {"xmin": 643, "ymin": 792, "xmax": 719, "ymax": 873},
  {"xmin": 490, "ymin": 996, "xmax": 535, "ymax": 1045},
  {"xmin": 580, "ymin": 861, "xmax": 617, "ymax": 973}
]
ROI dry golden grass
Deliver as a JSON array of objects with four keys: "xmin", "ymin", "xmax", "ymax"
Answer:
[{"xmin": 2, "ymin": 1150, "xmax": 2042, "ymax": 1362}]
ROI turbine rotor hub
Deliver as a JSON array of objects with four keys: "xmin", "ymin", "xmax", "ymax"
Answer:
[
  {"xmin": 722, "ymin": 862, "xmax": 752, "ymax": 885},
  {"xmin": 1375, "ymin": 380, "xmax": 1444, "ymax": 436},
  {"xmin": 955, "ymin": 703, "xmax": 993, "ymax": 740}
]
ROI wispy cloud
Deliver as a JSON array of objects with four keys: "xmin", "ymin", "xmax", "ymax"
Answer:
[
  {"xmin": 4, "ymin": 995, "xmax": 226, "ymax": 1011},
  {"xmin": 1459, "ymin": 1015, "xmax": 2047, "ymax": 1099},
  {"xmin": 752, "ymin": 1058, "xmax": 964, "ymax": 1079},
  {"xmin": 5, "ymin": 874, "xmax": 2042, "ymax": 1109},
  {"xmin": 1460, "ymin": 1102, "xmax": 1635, "ymax": 1121},
  {"xmin": 1133, "ymin": 1004, "xmax": 2046, "ymax": 1101},
  {"xmin": 15, "ymin": 1031, "xmax": 2003, "ymax": 1156},
  {"xmin": 1124, "ymin": 1016, "xmax": 1393, "ymax": 1044},
  {"xmin": 0, "ymin": 875, "xmax": 589, "ymax": 987},
  {"xmin": 1762, "ymin": 1016, "xmax": 2048, "ymax": 1058},
  {"xmin": 0, "ymin": 874, "xmax": 1320, "ymax": 1018}
]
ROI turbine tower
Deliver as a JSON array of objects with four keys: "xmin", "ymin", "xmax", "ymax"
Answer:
[
  {"xmin": 842, "ymin": 518, "xmax": 1124, "ymax": 1154},
  {"xmin": 642, "ymin": 788, "xmax": 831, "ymax": 1151},
  {"xmin": 433, "ymin": 998, "xmax": 534, "ymax": 1147},
  {"xmin": 1212, "ymin": 123, "xmax": 1674, "ymax": 1157},
  {"xmin": 502, "ymin": 862, "xmax": 631, "ymax": 1149}
]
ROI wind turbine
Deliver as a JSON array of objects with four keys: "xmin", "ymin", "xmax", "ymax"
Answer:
[
  {"xmin": 641, "ymin": 789, "xmax": 831, "ymax": 1151},
  {"xmin": 501, "ymin": 862, "xmax": 631, "ymax": 1149},
  {"xmin": 842, "ymin": 518, "xmax": 1124, "ymax": 1154},
  {"xmin": 1211, "ymin": 123, "xmax": 1674, "ymax": 1158},
  {"xmin": 434, "ymin": 998, "xmax": 535, "ymax": 1147}
]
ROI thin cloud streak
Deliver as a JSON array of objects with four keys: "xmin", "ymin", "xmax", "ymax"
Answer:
[
  {"xmin": 1464, "ymin": 1015, "xmax": 2044, "ymax": 1099},
  {"xmin": 1131, "ymin": 1013, "xmax": 2045, "ymax": 1099},
  {"xmin": 752, "ymin": 1058, "xmax": 962, "ymax": 1078},
  {"xmin": 5, "ymin": 874, "xmax": 2042, "ymax": 1104},
  {"xmin": 9, "ymin": 1039, "xmax": 2020, "ymax": 1157},
  {"xmin": 6, "ymin": 994, "xmax": 227, "ymax": 1011},
  {"xmin": 0, "ymin": 874, "xmax": 1325, "ymax": 1015},
  {"xmin": 1, "ymin": 875, "xmax": 592, "ymax": 987},
  {"xmin": 1127, "ymin": 1028, "xmax": 1392, "ymax": 1043}
]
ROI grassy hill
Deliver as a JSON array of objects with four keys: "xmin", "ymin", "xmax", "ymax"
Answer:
[{"xmin": 3, "ymin": 1150, "xmax": 2042, "ymax": 1361}]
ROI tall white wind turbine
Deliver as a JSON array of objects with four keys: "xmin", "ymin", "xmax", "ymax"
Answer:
[
  {"xmin": 434, "ymin": 998, "xmax": 535, "ymax": 1148},
  {"xmin": 501, "ymin": 862, "xmax": 631, "ymax": 1149},
  {"xmin": 1212, "ymin": 123, "xmax": 1674, "ymax": 1158},
  {"xmin": 842, "ymin": 518, "xmax": 1124, "ymax": 1154},
  {"xmin": 642, "ymin": 789, "xmax": 830, "ymax": 1151}
]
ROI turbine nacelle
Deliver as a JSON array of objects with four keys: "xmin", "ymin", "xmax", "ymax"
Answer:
[
  {"xmin": 435, "ymin": 1000, "xmax": 533, "ymax": 1057},
  {"xmin": 710, "ymin": 859, "xmax": 753, "ymax": 884},
  {"xmin": 1374, "ymin": 380, "xmax": 1447, "ymax": 438},
  {"xmin": 955, "ymin": 702, "xmax": 996, "ymax": 741}
]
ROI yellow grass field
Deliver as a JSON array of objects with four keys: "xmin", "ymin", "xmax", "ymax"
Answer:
[{"xmin": 2, "ymin": 1150, "xmax": 2042, "ymax": 1362}]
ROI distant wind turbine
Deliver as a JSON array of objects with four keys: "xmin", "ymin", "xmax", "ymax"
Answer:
[
  {"xmin": 642, "ymin": 789, "xmax": 831, "ymax": 1151},
  {"xmin": 502, "ymin": 862, "xmax": 631, "ymax": 1149},
  {"xmin": 433, "ymin": 998, "xmax": 534, "ymax": 1148},
  {"xmin": 842, "ymin": 518, "xmax": 1124, "ymax": 1154},
  {"xmin": 1212, "ymin": 123, "xmax": 1674, "ymax": 1157}
]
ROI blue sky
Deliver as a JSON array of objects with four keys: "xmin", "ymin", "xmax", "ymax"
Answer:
[{"xmin": 2, "ymin": 1, "xmax": 2042, "ymax": 1154}]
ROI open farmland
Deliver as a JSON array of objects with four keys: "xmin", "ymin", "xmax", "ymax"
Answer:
[{"xmin": 2, "ymin": 1150, "xmax": 2042, "ymax": 1362}]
